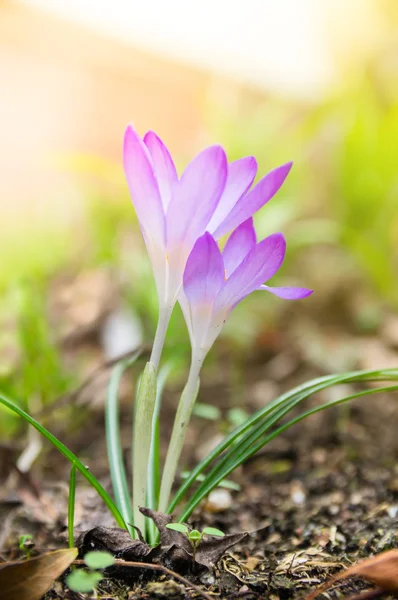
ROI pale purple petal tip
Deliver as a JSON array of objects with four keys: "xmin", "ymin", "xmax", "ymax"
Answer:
[
  {"xmin": 216, "ymin": 232, "xmax": 286, "ymax": 309},
  {"xmin": 207, "ymin": 156, "xmax": 257, "ymax": 235},
  {"xmin": 144, "ymin": 131, "xmax": 178, "ymax": 212},
  {"xmin": 183, "ymin": 233, "xmax": 224, "ymax": 305},
  {"xmin": 123, "ymin": 125, "xmax": 165, "ymax": 242},
  {"xmin": 260, "ymin": 285, "xmax": 313, "ymax": 299},
  {"xmin": 166, "ymin": 145, "xmax": 227, "ymax": 250},
  {"xmin": 213, "ymin": 161, "xmax": 293, "ymax": 239},
  {"xmin": 222, "ymin": 218, "xmax": 256, "ymax": 277}
]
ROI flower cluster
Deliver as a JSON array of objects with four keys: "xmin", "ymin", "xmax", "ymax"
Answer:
[{"xmin": 124, "ymin": 124, "xmax": 312, "ymax": 363}]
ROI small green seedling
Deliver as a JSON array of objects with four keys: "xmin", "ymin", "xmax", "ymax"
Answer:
[
  {"xmin": 19, "ymin": 534, "xmax": 35, "ymax": 558},
  {"xmin": 66, "ymin": 550, "xmax": 115, "ymax": 595},
  {"xmin": 166, "ymin": 523, "xmax": 225, "ymax": 562}
]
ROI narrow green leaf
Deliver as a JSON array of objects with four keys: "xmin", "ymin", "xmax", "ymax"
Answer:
[
  {"xmin": 68, "ymin": 464, "xmax": 77, "ymax": 549},
  {"xmin": 0, "ymin": 392, "xmax": 127, "ymax": 530},
  {"xmin": 171, "ymin": 368, "xmax": 398, "ymax": 519},
  {"xmin": 180, "ymin": 470, "xmax": 240, "ymax": 491},
  {"xmin": 106, "ymin": 352, "xmax": 140, "ymax": 537}
]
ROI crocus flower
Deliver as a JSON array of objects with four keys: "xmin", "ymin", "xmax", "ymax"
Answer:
[
  {"xmin": 123, "ymin": 125, "xmax": 292, "ymax": 315},
  {"xmin": 180, "ymin": 219, "xmax": 312, "ymax": 360}
]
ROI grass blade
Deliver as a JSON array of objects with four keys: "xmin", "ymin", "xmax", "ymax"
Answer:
[
  {"xmin": 68, "ymin": 463, "xmax": 77, "ymax": 548},
  {"xmin": 105, "ymin": 352, "xmax": 141, "ymax": 537},
  {"xmin": 0, "ymin": 392, "xmax": 127, "ymax": 530},
  {"xmin": 169, "ymin": 368, "xmax": 398, "ymax": 517},
  {"xmin": 178, "ymin": 384, "xmax": 398, "ymax": 521}
]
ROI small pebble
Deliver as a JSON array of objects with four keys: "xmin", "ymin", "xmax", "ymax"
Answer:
[
  {"xmin": 290, "ymin": 481, "xmax": 306, "ymax": 505},
  {"xmin": 204, "ymin": 488, "xmax": 233, "ymax": 512}
]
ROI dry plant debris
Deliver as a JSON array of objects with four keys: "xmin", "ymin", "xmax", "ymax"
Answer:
[{"xmin": 0, "ymin": 548, "xmax": 77, "ymax": 600}]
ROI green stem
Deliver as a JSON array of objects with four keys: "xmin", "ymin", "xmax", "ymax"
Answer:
[
  {"xmin": 132, "ymin": 361, "xmax": 157, "ymax": 536},
  {"xmin": 158, "ymin": 355, "xmax": 203, "ymax": 513}
]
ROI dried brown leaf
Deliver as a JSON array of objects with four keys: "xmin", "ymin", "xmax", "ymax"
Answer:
[
  {"xmin": 0, "ymin": 547, "xmax": 78, "ymax": 600},
  {"xmin": 305, "ymin": 549, "xmax": 398, "ymax": 600},
  {"xmin": 140, "ymin": 507, "xmax": 249, "ymax": 569}
]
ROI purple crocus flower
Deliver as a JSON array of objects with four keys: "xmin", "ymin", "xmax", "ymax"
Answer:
[
  {"xmin": 180, "ymin": 219, "xmax": 312, "ymax": 359},
  {"xmin": 123, "ymin": 125, "xmax": 292, "ymax": 314}
]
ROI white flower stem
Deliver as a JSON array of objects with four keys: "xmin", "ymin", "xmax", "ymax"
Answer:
[
  {"xmin": 158, "ymin": 353, "xmax": 204, "ymax": 513},
  {"xmin": 150, "ymin": 305, "xmax": 173, "ymax": 371}
]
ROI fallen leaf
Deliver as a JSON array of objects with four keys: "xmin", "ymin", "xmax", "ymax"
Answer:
[
  {"xmin": 0, "ymin": 547, "xmax": 78, "ymax": 600},
  {"xmin": 140, "ymin": 507, "xmax": 249, "ymax": 569},
  {"xmin": 305, "ymin": 549, "xmax": 398, "ymax": 600},
  {"xmin": 77, "ymin": 509, "xmax": 249, "ymax": 576},
  {"xmin": 76, "ymin": 525, "xmax": 158, "ymax": 561}
]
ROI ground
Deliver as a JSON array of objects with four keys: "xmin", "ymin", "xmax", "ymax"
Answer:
[
  {"xmin": 1, "ymin": 339, "xmax": 397, "ymax": 600},
  {"xmin": 1, "ymin": 267, "xmax": 398, "ymax": 599}
]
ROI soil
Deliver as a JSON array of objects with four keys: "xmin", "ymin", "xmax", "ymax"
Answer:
[{"xmin": 1, "ymin": 290, "xmax": 398, "ymax": 599}]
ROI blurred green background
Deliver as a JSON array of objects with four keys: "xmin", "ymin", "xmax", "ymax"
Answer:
[{"xmin": 1, "ymin": 0, "xmax": 398, "ymax": 440}]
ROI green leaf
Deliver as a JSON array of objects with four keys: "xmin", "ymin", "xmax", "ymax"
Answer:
[
  {"xmin": 106, "ymin": 352, "xmax": 141, "ymax": 537},
  {"xmin": 169, "ymin": 368, "xmax": 398, "ymax": 520},
  {"xmin": 84, "ymin": 551, "xmax": 115, "ymax": 570},
  {"xmin": 165, "ymin": 523, "xmax": 188, "ymax": 534},
  {"xmin": 180, "ymin": 470, "xmax": 240, "ymax": 491},
  {"xmin": 193, "ymin": 403, "xmax": 221, "ymax": 421},
  {"xmin": 188, "ymin": 530, "xmax": 202, "ymax": 543},
  {"xmin": 0, "ymin": 392, "xmax": 127, "ymax": 530},
  {"xmin": 18, "ymin": 535, "xmax": 33, "ymax": 551},
  {"xmin": 66, "ymin": 569, "xmax": 103, "ymax": 593},
  {"xmin": 68, "ymin": 464, "xmax": 77, "ymax": 549},
  {"xmin": 202, "ymin": 527, "xmax": 225, "ymax": 537}
]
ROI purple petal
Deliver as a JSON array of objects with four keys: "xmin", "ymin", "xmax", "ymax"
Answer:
[
  {"xmin": 183, "ymin": 233, "xmax": 224, "ymax": 306},
  {"xmin": 123, "ymin": 125, "xmax": 165, "ymax": 244},
  {"xmin": 166, "ymin": 145, "xmax": 227, "ymax": 251},
  {"xmin": 144, "ymin": 131, "xmax": 178, "ymax": 212},
  {"xmin": 260, "ymin": 285, "xmax": 313, "ymax": 299},
  {"xmin": 213, "ymin": 162, "xmax": 293, "ymax": 239},
  {"xmin": 222, "ymin": 218, "xmax": 256, "ymax": 277},
  {"xmin": 216, "ymin": 232, "xmax": 286, "ymax": 309},
  {"xmin": 207, "ymin": 156, "xmax": 257, "ymax": 234}
]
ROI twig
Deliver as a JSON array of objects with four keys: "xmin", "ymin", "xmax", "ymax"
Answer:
[{"xmin": 73, "ymin": 558, "xmax": 214, "ymax": 600}]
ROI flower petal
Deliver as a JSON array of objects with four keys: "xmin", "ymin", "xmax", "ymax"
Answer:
[
  {"xmin": 144, "ymin": 131, "xmax": 178, "ymax": 212},
  {"xmin": 123, "ymin": 125, "xmax": 165, "ymax": 244},
  {"xmin": 183, "ymin": 233, "xmax": 225, "ymax": 306},
  {"xmin": 222, "ymin": 218, "xmax": 256, "ymax": 277},
  {"xmin": 207, "ymin": 156, "xmax": 257, "ymax": 234},
  {"xmin": 166, "ymin": 145, "xmax": 227, "ymax": 250},
  {"xmin": 260, "ymin": 285, "xmax": 313, "ymax": 299},
  {"xmin": 216, "ymin": 232, "xmax": 286, "ymax": 309},
  {"xmin": 182, "ymin": 233, "xmax": 225, "ymax": 354},
  {"xmin": 213, "ymin": 162, "xmax": 293, "ymax": 239}
]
